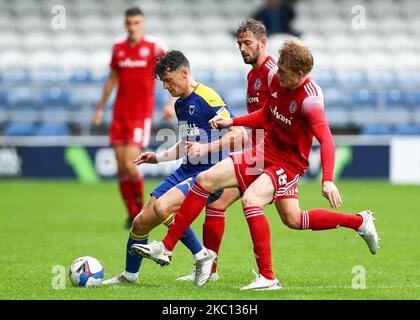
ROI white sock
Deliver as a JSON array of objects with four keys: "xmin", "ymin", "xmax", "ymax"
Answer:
[
  {"xmin": 194, "ymin": 248, "xmax": 209, "ymax": 261},
  {"xmin": 122, "ymin": 271, "xmax": 138, "ymax": 282}
]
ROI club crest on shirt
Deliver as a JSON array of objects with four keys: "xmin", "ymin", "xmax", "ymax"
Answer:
[
  {"xmin": 289, "ymin": 100, "xmax": 297, "ymax": 113},
  {"xmin": 188, "ymin": 104, "xmax": 195, "ymax": 115},
  {"xmin": 118, "ymin": 50, "xmax": 125, "ymax": 57},
  {"xmin": 139, "ymin": 47, "xmax": 150, "ymax": 57},
  {"xmin": 254, "ymin": 78, "xmax": 262, "ymax": 90}
]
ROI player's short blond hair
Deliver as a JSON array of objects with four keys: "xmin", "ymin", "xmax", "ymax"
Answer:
[{"xmin": 278, "ymin": 38, "xmax": 313, "ymax": 75}]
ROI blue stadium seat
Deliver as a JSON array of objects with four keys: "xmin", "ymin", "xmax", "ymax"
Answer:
[
  {"xmin": 41, "ymin": 87, "xmax": 71, "ymax": 107},
  {"xmin": 35, "ymin": 122, "xmax": 69, "ymax": 136},
  {"xmin": 312, "ymin": 71, "xmax": 338, "ymax": 87},
  {"xmin": 361, "ymin": 123, "xmax": 392, "ymax": 135},
  {"xmin": 324, "ymin": 88, "xmax": 352, "ymax": 109},
  {"xmin": 398, "ymin": 72, "xmax": 420, "ymax": 87},
  {"xmin": 195, "ymin": 71, "xmax": 214, "ymax": 85},
  {"xmin": 30, "ymin": 69, "xmax": 63, "ymax": 84},
  {"xmin": 4, "ymin": 121, "xmax": 37, "ymax": 136},
  {"xmin": 1, "ymin": 69, "xmax": 30, "ymax": 84},
  {"xmin": 384, "ymin": 89, "xmax": 409, "ymax": 107},
  {"xmin": 405, "ymin": 92, "xmax": 420, "ymax": 108},
  {"xmin": 351, "ymin": 89, "xmax": 378, "ymax": 108},
  {"xmin": 223, "ymin": 87, "xmax": 246, "ymax": 111},
  {"xmin": 383, "ymin": 107, "xmax": 411, "ymax": 125},
  {"xmin": 0, "ymin": 90, "xmax": 7, "ymax": 105},
  {"xmin": 66, "ymin": 70, "xmax": 93, "ymax": 84},
  {"xmin": 325, "ymin": 108, "xmax": 351, "ymax": 128},
  {"xmin": 336, "ymin": 72, "xmax": 368, "ymax": 87},
  {"xmin": 350, "ymin": 107, "xmax": 381, "ymax": 126},
  {"xmin": 393, "ymin": 124, "xmax": 420, "ymax": 135},
  {"xmin": 7, "ymin": 87, "xmax": 41, "ymax": 108},
  {"xmin": 367, "ymin": 72, "xmax": 399, "ymax": 87}
]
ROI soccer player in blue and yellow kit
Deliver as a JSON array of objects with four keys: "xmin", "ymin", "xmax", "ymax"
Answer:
[{"xmin": 103, "ymin": 50, "xmax": 246, "ymax": 286}]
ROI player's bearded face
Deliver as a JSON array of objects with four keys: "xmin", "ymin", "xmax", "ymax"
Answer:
[{"xmin": 237, "ymin": 32, "xmax": 260, "ymax": 65}]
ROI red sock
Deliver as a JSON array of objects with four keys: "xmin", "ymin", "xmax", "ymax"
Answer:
[
  {"xmin": 131, "ymin": 173, "xmax": 144, "ymax": 213},
  {"xmin": 300, "ymin": 209, "xmax": 363, "ymax": 231},
  {"xmin": 244, "ymin": 206, "xmax": 275, "ymax": 280},
  {"xmin": 118, "ymin": 175, "xmax": 138, "ymax": 219},
  {"xmin": 204, "ymin": 207, "xmax": 226, "ymax": 273},
  {"xmin": 163, "ymin": 182, "xmax": 210, "ymax": 251}
]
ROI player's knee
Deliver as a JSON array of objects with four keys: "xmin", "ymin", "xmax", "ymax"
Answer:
[
  {"xmin": 153, "ymin": 200, "xmax": 170, "ymax": 221},
  {"xmin": 195, "ymin": 172, "xmax": 215, "ymax": 192},
  {"xmin": 131, "ymin": 213, "xmax": 148, "ymax": 234},
  {"xmin": 241, "ymin": 193, "xmax": 258, "ymax": 208},
  {"xmin": 282, "ymin": 212, "xmax": 301, "ymax": 230}
]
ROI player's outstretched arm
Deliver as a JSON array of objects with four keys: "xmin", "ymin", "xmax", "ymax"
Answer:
[
  {"xmin": 210, "ymin": 106, "xmax": 269, "ymax": 130},
  {"xmin": 92, "ymin": 69, "xmax": 118, "ymax": 126},
  {"xmin": 133, "ymin": 141, "xmax": 182, "ymax": 165},
  {"xmin": 185, "ymin": 126, "xmax": 247, "ymax": 157},
  {"xmin": 302, "ymin": 96, "xmax": 341, "ymax": 208}
]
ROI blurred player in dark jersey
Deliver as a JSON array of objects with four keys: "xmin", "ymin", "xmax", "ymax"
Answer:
[
  {"xmin": 135, "ymin": 38, "xmax": 379, "ymax": 290},
  {"xmin": 93, "ymin": 7, "xmax": 175, "ymax": 227}
]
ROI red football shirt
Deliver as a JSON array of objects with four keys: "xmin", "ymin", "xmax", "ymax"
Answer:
[
  {"xmin": 110, "ymin": 35, "xmax": 166, "ymax": 121},
  {"xmin": 246, "ymin": 55, "xmax": 278, "ymax": 147},
  {"xmin": 233, "ymin": 76, "xmax": 335, "ymax": 181}
]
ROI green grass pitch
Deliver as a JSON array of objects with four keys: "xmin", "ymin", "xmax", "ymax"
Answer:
[{"xmin": 0, "ymin": 179, "xmax": 419, "ymax": 300}]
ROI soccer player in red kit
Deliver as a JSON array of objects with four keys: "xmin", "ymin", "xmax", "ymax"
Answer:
[
  {"xmin": 176, "ymin": 19, "xmax": 278, "ymax": 282},
  {"xmin": 92, "ymin": 7, "xmax": 174, "ymax": 227},
  {"xmin": 134, "ymin": 38, "xmax": 380, "ymax": 290}
]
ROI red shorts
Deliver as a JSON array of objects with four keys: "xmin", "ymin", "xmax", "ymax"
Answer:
[
  {"xmin": 110, "ymin": 117, "xmax": 152, "ymax": 148},
  {"xmin": 230, "ymin": 149, "xmax": 300, "ymax": 202}
]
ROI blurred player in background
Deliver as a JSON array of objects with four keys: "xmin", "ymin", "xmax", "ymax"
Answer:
[
  {"xmin": 176, "ymin": 18, "xmax": 278, "ymax": 282},
  {"xmin": 92, "ymin": 7, "xmax": 175, "ymax": 228},
  {"xmin": 134, "ymin": 39, "xmax": 380, "ymax": 290},
  {"xmin": 103, "ymin": 50, "xmax": 246, "ymax": 286}
]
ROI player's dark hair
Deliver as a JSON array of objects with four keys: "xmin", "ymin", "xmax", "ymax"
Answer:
[
  {"xmin": 236, "ymin": 18, "xmax": 267, "ymax": 39},
  {"xmin": 125, "ymin": 7, "xmax": 144, "ymax": 17},
  {"xmin": 154, "ymin": 50, "xmax": 190, "ymax": 79}
]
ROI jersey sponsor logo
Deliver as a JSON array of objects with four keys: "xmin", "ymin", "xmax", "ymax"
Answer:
[
  {"xmin": 188, "ymin": 104, "xmax": 195, "ymax": 115},
  {"xmin": 270, "ymin": 105, "xmax": 292, "ymax": 125},
  {"xmin": 179, "ymin": 123, "xmax": 200, "ymax": 137},
  {"xmin": 118, "ymin": 58, "xmax": 148, "ymax": 68},
  {"xmin": 254, "ymin": 78, "xmax": 262, "ymax": 90},
  {"xmin": 247, "ymin": 95, "xmax": 259, "ymax": 104},
  {"xmin": 139, "ymin": 46, "xmax": 150, "ymax": 57},
  {"xmin": 289, "ymin": 100, "xmax": 297, "ymax": 113}
]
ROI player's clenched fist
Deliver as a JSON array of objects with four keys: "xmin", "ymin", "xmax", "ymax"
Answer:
[
  {"xmin": 185, "ymin": 141, "xmax": 208, "ymax": 158},
  {"xmin": 322, "ymin": 181, "xmax": 342, "ymax": 209},
  {"xmin": 209, "ymin": 115, "xmax": 233, "ymax": 129},
  {"xmin": 133, "ymin": 152, "xmax": 158, "ymax": 165}
]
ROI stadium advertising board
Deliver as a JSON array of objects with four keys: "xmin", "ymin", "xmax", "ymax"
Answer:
[{"xmin": 0, "ymin": 144, "xmax": 390, "ymax": 181}]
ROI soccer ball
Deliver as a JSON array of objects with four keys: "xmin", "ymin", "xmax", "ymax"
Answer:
[{"xmin": 69, "ymin": 256, "xmax": 104, "ymax": 288}]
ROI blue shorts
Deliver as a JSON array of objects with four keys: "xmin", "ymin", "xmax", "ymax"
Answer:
[{"xmin": 150, "ymin": 165, "xmax": 223, "ymax": 205}]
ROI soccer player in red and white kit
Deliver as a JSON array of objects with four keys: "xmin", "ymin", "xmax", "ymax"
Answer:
[
  {"xmin": 176, "ymin": 19, "xmax": 278, "ymax": 282},
  {"xmin": 93, "ymin": 7, "xmax": 175, "ymax": 227},
  {"xmin": 134, "ymin": 38, "xmax": 380, "ymax": 290}
]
